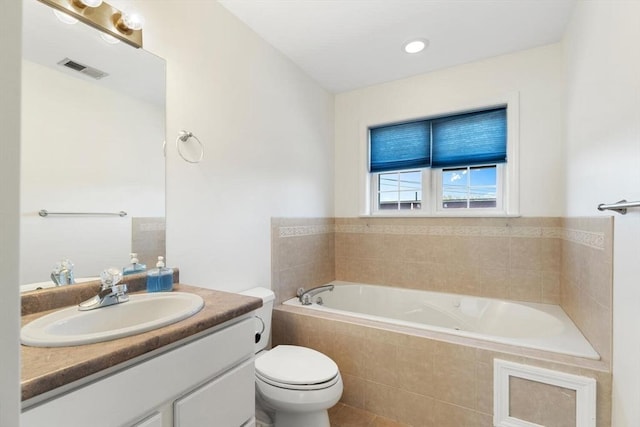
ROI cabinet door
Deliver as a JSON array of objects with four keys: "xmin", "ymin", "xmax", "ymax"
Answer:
[{"xmin": 174, "ymin": 359, "xmax": 254, "ymax": 427}]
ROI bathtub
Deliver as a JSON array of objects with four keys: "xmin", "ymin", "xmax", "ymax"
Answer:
[{"xmin": 283, "ymin": 281, "xmax": 599, "ymax": 360}]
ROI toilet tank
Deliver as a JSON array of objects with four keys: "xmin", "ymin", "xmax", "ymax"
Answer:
[{"xmin": 239, "ymin": 287, "xmax": 275, "ymax": 353}]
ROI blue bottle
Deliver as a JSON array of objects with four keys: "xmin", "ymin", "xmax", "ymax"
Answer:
[
  {"xmin": 123, "ymin": 253, "xmax": 146, "ymax": 276},
  {"xmin": 146, "ymin": 256, "xmax": 173, "ymax": 292}
]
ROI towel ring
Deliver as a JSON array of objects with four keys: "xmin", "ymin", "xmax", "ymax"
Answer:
[{"xmin": 176, "ymin": 130, "xmax": 204, "ymax": 163}]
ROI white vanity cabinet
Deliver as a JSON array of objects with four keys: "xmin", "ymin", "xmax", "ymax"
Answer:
[{"xmin": 21, "ymin": 317, "xmax": 256, "ymax": 427}]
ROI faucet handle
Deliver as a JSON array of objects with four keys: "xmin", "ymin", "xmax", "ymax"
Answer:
[
  {"xmin": 51, "ymin": 258, "xmax": 75, "ymax": 285},
  {"xmin": 100, "ymin": 268, "xmax": 123, "ymax": 290},
  {"xmin": 301, "ymin": 293, "xmax": 312, "ymax": 305},
  {"xmin": 53, "ymin": 258, "xmax": 74, "ymax": 273},
  {"xmin": 111, "ymin": 284, "xmax": 129, "ymax": 301}
]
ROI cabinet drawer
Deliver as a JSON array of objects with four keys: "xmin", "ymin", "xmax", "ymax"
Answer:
[
  {"xmin": 174, "ymin": 358, "xmax": 254, "ymax": 427},
  {"xmin": 132, "ymin": 412, "xmax": 163, "ymax": 427}
]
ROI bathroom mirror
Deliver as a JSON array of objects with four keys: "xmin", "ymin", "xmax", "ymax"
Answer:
[{"xmin": 20, "ymin": 0, "xmax": 166, "ymax": 288}]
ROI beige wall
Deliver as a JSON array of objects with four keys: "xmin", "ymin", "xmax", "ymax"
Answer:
[
  {"xmin": 0, "ymin": 0, "xmax": 22, "ymax": 424},
  {"xmin": 334, "ymin": 43, "xmax": 565, "ymax": 218},
  {"xmin": 135, "ymin": 0, "xmax": 335, "ymax": 293},
  {"xmin": 562, "ymin": 2, "xmax": 640, "ymax": 425}
]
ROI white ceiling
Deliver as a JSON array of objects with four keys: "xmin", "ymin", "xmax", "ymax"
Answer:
[{"xmin": 218, "ymin": 0, "xmax": 576, "ymax": 93}]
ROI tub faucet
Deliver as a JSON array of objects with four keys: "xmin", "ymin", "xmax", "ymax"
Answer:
[
  {"xmin": 78, "ymin": 268, "xmax": 128, "ymax": 311},
  {"xmin": 297, "ymin": 284, "xmax": 334, "ymax": 305},
  {"xmin": 50, "ymin": 258, "xmax": 75, "ymax": 286}
]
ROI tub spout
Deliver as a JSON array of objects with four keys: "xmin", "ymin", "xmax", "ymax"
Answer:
[{"xmin": 297, "ymin": 284, "xmax": 334, "ymax": 305}]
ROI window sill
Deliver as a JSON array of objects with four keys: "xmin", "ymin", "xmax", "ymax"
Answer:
[{"xmin": 361, "ymin": 212, "xmax": 521, "ymax": 218}]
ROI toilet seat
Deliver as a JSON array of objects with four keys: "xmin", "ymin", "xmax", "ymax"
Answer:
[
  {"xmin": 255, "ymin": 345, "xmax": 339, "ymax": 390},
  {"xmin": 256, "ymin": 370, "xmax": 340, "ymax": 391}
]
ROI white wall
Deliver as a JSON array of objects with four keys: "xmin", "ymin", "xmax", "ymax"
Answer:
[
  {"xmin": 563, "ymin": 1, "xmax": 640, "ymax": 426},
  {"xmin": 20, "ymin": 60, "xmax": 165, "ymax": 284},
  {"xmin": 334, "ymin": 43, "xmax": 565, "ymax": 217},
  {"xmin": 0, "ymin": 0, "xmax": 21, "ymax": 424},
  {"xmin": 134, "ymin": 0, "xmax": 334, "ymax": 291}
]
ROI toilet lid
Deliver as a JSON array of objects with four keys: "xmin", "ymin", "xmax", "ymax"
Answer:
[{"xmin": 255, "ymin": 345, "xmax": 338, "ymax": 386}]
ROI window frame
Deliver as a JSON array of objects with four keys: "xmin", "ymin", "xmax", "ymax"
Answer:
[
  {"xmin": 434, "ymin": 163, "xmax": 505, "ymax": 215},
  {"xmin": 362, "ymin": 93, "xmax": 519, "ymax": 217},
  {"xmin": 371, "ymin": 168, "xmax": 430, "ymax": 215}
]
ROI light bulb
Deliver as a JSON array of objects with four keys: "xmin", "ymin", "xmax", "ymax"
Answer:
[
  {"xmin": 117, "ymin": 12, "xmax": 145, "ymax": 31},
  {"xmin": 100, "ymin": 33, "xmax": 120, "ymax": 44},
  {"xmin": 53, "ymin": 9, "xmax": 78, "ymax": 25},
  {"xmin": 72, "ymin": 0, "xmax": 103, "ymax": 8}
]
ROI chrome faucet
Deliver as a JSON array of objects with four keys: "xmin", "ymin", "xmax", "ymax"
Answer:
[
  {"xmin": 50, "ymin": 258, "xmax": 75, "ymax": 286},
  {"xmin": 78, "ymin": 268, "xmax": 128, "ymax": 311},
  {"xmin": 297, "ymin": 284, "xmax": 334, "ymax": 305}
]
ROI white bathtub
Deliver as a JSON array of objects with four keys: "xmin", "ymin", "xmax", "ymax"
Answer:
[{"xmin": 283, "ymin": 281, "xmax": 599, "ymax": 360}]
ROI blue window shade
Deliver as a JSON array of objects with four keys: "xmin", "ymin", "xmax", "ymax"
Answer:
[
  {"xmin": 431, "ymin": 108, "xmax": 507, "ymax": 168},
  {"xmin": 369, "ymin": 121, "xmax": 431, "ymax": 172}
]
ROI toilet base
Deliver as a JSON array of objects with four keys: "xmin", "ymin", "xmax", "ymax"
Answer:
[
  {"xmin": 256, "ymin": 397, "xmax": 330, "ymax": 427},
  {"xmin": 255, "ymin": 405, "xmax": 275, "ymax": 427},
  {"xmin": 274, "ymin": 410, "xmax": 330, "ymax": 427}
]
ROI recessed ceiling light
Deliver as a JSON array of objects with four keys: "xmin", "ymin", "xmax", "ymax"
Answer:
[{"xmin": 403, "ymin": 39, "xmax": 428, "ymax": 54}]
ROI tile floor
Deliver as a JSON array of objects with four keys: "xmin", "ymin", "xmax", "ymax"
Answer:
[{"xmin": 328, "ymin": 403, "xmax": 408, "ymax": 427}]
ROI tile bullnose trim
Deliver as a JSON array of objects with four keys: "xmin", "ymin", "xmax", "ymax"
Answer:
[
  {"xmin": 279, "ymin": 224, "xmax": 334, "ymax": 238},
  {"xmin": 562, "ymin": 229, "xmax": 606, "ymax": 250}
]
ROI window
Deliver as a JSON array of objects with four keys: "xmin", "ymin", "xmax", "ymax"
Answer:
[
  {"xmin": 377, "ymin": 170, "xmax": 422, "ymax": 210},
  {"xmin": 441, "ymin": 165, "xmax": 499, "ymax": 209},
  {"xmin": 368, "ymin": 105, "xmax": 515, "ymax": 216}
]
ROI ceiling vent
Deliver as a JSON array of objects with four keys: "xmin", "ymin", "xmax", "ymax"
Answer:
[{"xmin": 57, "ymin": 58, "xmax": 108, "ymax": 80}]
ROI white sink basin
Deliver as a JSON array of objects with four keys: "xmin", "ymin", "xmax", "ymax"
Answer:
[{"xmin": 21, "ymin": 292, "xmax": 204, "ymax": 347}]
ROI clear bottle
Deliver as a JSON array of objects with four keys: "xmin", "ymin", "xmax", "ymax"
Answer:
[
  {"xmin": 123, "ymin": 253, "xmax": 147, "ymax": 276},
  {"xmin": 146, "ymin": 256, "xmax": 173, "ymax": 292}
]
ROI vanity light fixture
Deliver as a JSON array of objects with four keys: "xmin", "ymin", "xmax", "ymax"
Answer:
[
  {"xmin": 38, "ymin": 0, "xmax": 144, "ymax": 48},
  {"xmin": 71, "ymin": 0, "xmax": 103, "ymax": 8},
  {"xmin": 403, "ymin": 38, "xmax": 428, "ymax": 54},
  {"xmin": 100, "ymin": 33, "xmax": 120, "ymax": 44},
  {"xmin": 115, "ymin": 11, "xmax": 145, "ymax": 32},
  {"xmin": 53, "ymin": 9, "xmax": 78, "ymax": 25}
]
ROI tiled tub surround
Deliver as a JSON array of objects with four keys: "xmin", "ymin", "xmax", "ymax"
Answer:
[
  {"xmin": 273, "ymin": 216, "xmax": 612, "ymax": 364},
  {"xmin": 561, "ymin": 217, "xmax": 613, "ymax": 367},
  {"xmin": 131, "ymin": 217, "xmax": 166, "ymax": 270},
  {"xmin": 273, "ymin": 307, "xmax": 612, "ymax": 427},
  {"xmin": 272, "ymin": 216, "xmax": 613, "ymax": 425},
  {"xmin": 272, "ymin": 217, "xmax": 335, "ymax": 305}
]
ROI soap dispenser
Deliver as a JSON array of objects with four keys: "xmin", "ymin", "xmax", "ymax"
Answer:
[
  {"xmin": 123, "ymin": 253, "xmax": 146, "ymax": 276},
  {"xmin": 146, "ymin": 256, "xmax": 173, "ymax": 292}
]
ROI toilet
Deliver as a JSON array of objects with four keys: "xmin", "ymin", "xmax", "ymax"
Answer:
[{"xmin": 240, "ymin": 287, "xmax": 343, "ymax": 427}]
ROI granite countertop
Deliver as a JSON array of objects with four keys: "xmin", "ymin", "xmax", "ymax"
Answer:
[{"xmin": 20, "ymin": 273, "xmax": 262, "ymax": 403}]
